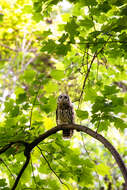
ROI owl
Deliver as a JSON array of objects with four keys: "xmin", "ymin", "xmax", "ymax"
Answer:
[{"xmin": 56, "ymin": 94, "xmax": 74, "ymax": 138}]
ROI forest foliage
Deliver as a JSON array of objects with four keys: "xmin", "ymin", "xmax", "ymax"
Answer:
[{"xmin": 0, "ymin": 0, "xmax": 127, "ymax": 189}]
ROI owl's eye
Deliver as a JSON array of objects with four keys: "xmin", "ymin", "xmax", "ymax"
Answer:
[
  {"xmin": 59, "ymin": 96, "xmax": 62, "ymax": 99},
  {"xmin": 64, "ymin": 96, "xmax": 68, "ymax": 99}
]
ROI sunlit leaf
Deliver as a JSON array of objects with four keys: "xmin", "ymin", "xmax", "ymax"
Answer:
[
  {"xmin": 51, "ymin": 70, "xmax": 64, "ymax": 80},
  {"xmin": 76, "ymin": 110, "xmax": 88, "ymax": 120}
]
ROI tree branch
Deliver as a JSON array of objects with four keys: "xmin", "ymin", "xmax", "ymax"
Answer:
[
  {"xmin": 0, "ymin": 142, "xmax": 14, "ymax": 154},
  {"xmin": 7, "ymin": 124, "xmax": 127, "ymax": 189},
  {"xmin": 0, "ymin": 141, "xmax": 28, "ymax": 155},
  {"xmin": 11, "ymin": 153, "xmax": 30, "ymax": 190},
  {"xmin": 28, "ymin": 124, "xmax": 127, "ymax": 187}
]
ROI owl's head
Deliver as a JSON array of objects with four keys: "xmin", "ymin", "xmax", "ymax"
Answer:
[{"xmin": 57, "ymin": 94, "xmax": 70, "ymax": 104}]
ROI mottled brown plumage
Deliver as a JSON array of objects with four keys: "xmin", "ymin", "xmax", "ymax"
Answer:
[{"xmin": 56, "ymin": 94, "xmax": 74, "ymax": 138}]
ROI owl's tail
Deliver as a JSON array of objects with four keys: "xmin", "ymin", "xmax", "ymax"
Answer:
[{"xmin": 63, "ymin": 129, "xmax": 73, "ymax": 138}]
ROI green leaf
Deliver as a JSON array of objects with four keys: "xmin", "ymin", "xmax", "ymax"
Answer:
[
  {"xmin": 41, "ymin": 39, "xmax": 56, "ymax": 53},
  {"xmin": 10, "ymin": 105, "xmax": 20, "ymax": 117},
  {"xmin": 97, "ymin": 121, "xmax": 109, "ymax": 132},
  {"xmin": 114, "ymin": 117, "xmax": 127, "ymax": 130},
  {"xmin": 51, "ymin": 70, "xmax": 64, "ymax": 80},
  {"xmin": 102, "ymin": 85, "xmax": 119, "ymax": 96},
  {"xmin": 4, "ymin": 99, "xmax": 14, "ymax": 113},
  {"xmin": 79, "ymin": 18, "xmax": 94, "ymax": 29},
  {"xmin": 76, "ymin": 110, "xmax": 88, "ymax": 120},
  {"xmin": 55, "ymin": 43, "xmax": 71, "ymax": 55},
  {"xmin": 33, "ymin": 2, "xmax": 42, "ymax": 12},
  {"xmin": 0, "ymin": 179, "xmax": 7, "ymax": 187},
  {"xmin": 65, "ymin": 17, "xmax": 79, "ymax": 42},
  {"xmin": 82, "ymin": 188, "xmax": 89, "ymax": 190},
  {"xmin": 96, "ymin": 164, "xmax": 110, "ymax": 176},
  {"xmin": 32, "ymin": 12, "xmax": 43, "ymax": 22},
  {"xmin": 20, "ymin": 69, "xmax": 36, "ymax": 83},
  {"xmin": 80, "ymin": 0, "xmax": 97, "ymax": 6},
  {"xmin": 41, "ymin": 30, "xmax": 52, "ymax": 38},
  {"xmin": 58, "ymin": 33, "xmax": 68, "ymax": 43},
  {"xmin": 85, "ymin": 87, "xmax": 97, "ymax": 102},
  {"xmin": 16, "ymin": 93, "xmax": 27, "ymax": 104},
  {"xmin": 98, "ymin": 1, "xmax": 111, "ymax": 13},
  {"xmin": 23, "ymin": 5, "xmax": 33, "ymax": 13},
  {"xmin": 44, "ymin": 81, "xmax": 58, "ymax": 93}
]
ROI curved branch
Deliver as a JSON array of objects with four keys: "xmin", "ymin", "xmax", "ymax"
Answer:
[
  {"xmin": 11, "ymin": 154, "xmax": 30, "ymax": 190},
  {"xmin": 9, "ymin": 124, "xmax": 127, "ymax": 189},
  {"xmin": 28, "ymin": 124, "xmax": 127, "ymax": 186}
]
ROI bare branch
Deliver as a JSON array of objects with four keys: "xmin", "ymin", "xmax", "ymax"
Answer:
[
  {"xmin": 11, "ymin": 153, "xmax": 30, "ymax": 190},
  {"xmin": 0, "ymin": 142, "xmax": 14, "ymax": 154},
  {"xmin": 0, "ymin": 141, "xmax": 28, "ymax": 155},
  {"xmin": 79, "ymin": 36, "xmax": 111, "ymax": 102},
  {"xmin": 37, "ymin": 146, "xmax": 70, "ymax": 190},
  {"xmin": 79, "ymin": 50, "xmax": 97, "ymax": 102},
  {"xmin": 76, "ymin": 40, "xmax": 127, "ymax": 45}
]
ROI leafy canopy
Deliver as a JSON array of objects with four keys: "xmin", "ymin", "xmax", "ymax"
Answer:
[{"xmin": 0, "ymin": 0, "xmax": 127, "ymax": 189}]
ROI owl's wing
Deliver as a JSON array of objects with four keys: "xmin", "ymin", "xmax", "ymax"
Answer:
[{"xmin": 68, "ymin": 105, "xmax": 74, "ymax": 124}]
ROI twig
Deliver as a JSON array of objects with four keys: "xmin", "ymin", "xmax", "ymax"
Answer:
[
  {"xmin": 79, "ymin": 36, "xmax": 111, "ymax": 102},
  {"xmin": 79, "ymin": 50, "xmax": 97, "ymax": 102},
  {"xmin": 0, "ymin": 158, "xmax": 15, "ymax": 179},
  {"xmin": 86, "ymin": 45, "xmax": 89, "ymax": 71},
  {"xmin": 81, "ymin": 49, "xmax": 86, "ymax": 71},
  {"xmin": 0, "ymin": 142, "xmax": 14, "ymax": 154},
  {"xmin": 37, "ymin": 146, "xmax": 70, "ymax": 190},
  {"xmin": 0, "ymin": 141, "xmax": 28, "ymax": 155},
  {"xmin": 75, "ymin": 40, "xmax": 127, "ymax": 45}
]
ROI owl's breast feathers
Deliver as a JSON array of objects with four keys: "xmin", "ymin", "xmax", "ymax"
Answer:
[{"xmin": 56, "ymin": 102, "xmax": 74, "ymax": 125}]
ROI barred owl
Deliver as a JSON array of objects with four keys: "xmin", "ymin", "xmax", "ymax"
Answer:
[{"xmin": 56, "ymin": 94, "xmax": 74, "ymax": 138}]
